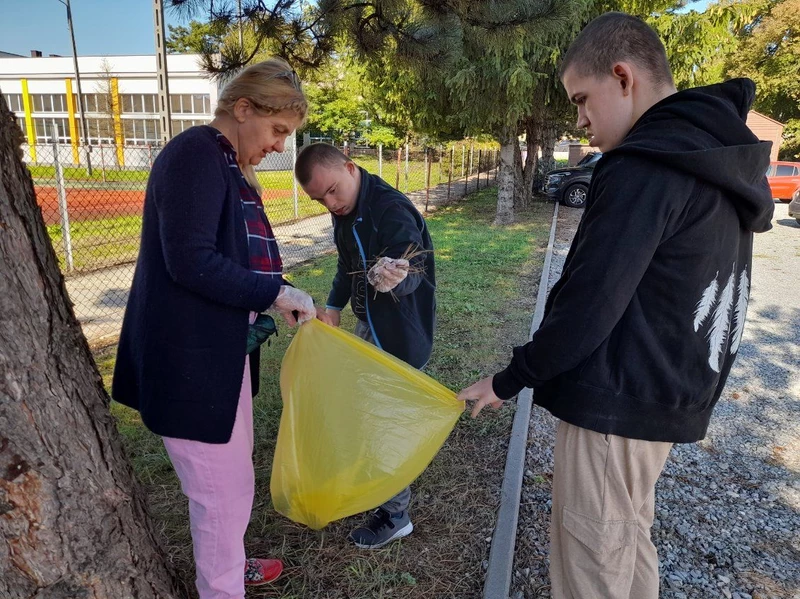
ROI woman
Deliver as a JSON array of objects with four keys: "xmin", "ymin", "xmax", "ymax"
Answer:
[{"xmin": 113, "ymin": 58, "xmax": 315, "ymax": 598}]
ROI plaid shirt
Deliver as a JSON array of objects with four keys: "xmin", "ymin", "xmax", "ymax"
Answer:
[{"xmin": 215, "ymin": 132, "xmax": 283, "ymax": 278}]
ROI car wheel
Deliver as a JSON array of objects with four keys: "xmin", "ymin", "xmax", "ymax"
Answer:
[{"xmin": 563, "ymin": 183, "xmax": 588, "ymax": 208}]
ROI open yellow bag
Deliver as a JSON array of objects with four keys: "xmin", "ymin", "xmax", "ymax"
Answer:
[{"xmin": 270, "ymin": 319, "xmax": 462, "ymax": 530}]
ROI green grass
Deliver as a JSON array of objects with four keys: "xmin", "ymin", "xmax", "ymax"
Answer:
[{"xmin": 100, "ymin": 188, "xmax": 551, "ymax": 597}]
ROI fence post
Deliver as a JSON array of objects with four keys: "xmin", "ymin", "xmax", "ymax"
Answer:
[
  {"xmin": 100, "ymin": 143, "xmax": 107, "ymax": 183},
  {"xmin": 52, "ymin": 124, "xmax": 74, "ymax": 272},
  {"xmin": 404, "ymin": 142, "xmax": 409, "ymax": 193},
  {"xmin": 378, "ymin": 143, "xmax": 383, "ymax": 178},
  {"xmin": 469, "ymin": 142, "xmax": 474, "ymax": 193},
  {"xmin": 438, "ymin": 144, "xmax": 443, "ymax": 184},
  {"xmin": 464, "ymin": 145, "xmax": 468, "ymax": 196},
  {"xmin": 292, "ymin": 135, "xmax": 299, "ymax": 218},
  {"xmin": 478, "ymin": 149, "xmax": 483, "ymax": 190},
  {"xmin": 447, "ymin": 145, "xmax": 454, "ymax": 202},
  {"xmin": 425, "ymin": 147, "xmax": 432, "ymax": 213},
  {"xmin": 395, "ymin": 147, "xmax": 402, "ymax": 189}
]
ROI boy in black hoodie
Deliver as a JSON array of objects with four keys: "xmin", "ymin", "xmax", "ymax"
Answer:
[
  {"xmin": 459, "ymin": 12, "xmax": 774, "ymax": 598},
  {"xmin": 295, "ymin": 143, "xmax": 436, "ymax": 550}
]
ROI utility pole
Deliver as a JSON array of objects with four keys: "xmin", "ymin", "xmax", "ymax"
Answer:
[
  {"xmin": 58, "ymin": 0, "xmax": 92, "ymax": 175},
  {"xmin": 153, "ymin": 0, "xmax": 173, "ymax": 143}
]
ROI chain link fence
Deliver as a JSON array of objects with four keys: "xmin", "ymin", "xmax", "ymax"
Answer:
[{"xmin": 24, "ymin": 132, "xmax": 498, "ymax": 344}]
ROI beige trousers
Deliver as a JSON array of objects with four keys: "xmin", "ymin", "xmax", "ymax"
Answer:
[{"xmin": 550, "ymin": 421, "xmax": 673, "ymax": 599}]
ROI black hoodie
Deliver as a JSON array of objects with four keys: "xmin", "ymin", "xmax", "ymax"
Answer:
[{"xmin": 492, "ymin": 79, "xmax": 774, "ymax": 443}]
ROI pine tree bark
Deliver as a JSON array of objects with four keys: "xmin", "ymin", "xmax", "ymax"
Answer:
[
  {"xmin": 495, "ymin": 125, "xmax": 516, "ymax": 225},
  {"xmin": 0, "ymin": 95, "xmax": 181, "ymax": 597}
]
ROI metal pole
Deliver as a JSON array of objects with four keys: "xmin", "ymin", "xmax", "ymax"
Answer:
[
  {"xmin": 378, "ymin": 143, "xmax": 383, "ymax": 178},
  {"xmin": 404, "ymin": 142, "xmax": 409, "ymax": 193},
  {"xmin": 154, "ymin": 0, "xmax": 173, "ymax": 143},
  {"xmin": 53, "ymin": 124, "xmax": 74, "ymax": 272},
  {"xmin": 447, "ymin": 146, "xmax": 454, "ymax": 202},
  {"xmin": 292, "ymin": 135, "xmax": 299, "ymax": 218},
  {"xmin": 62, "ymin": 0, "xmax": 92, "ymax": 176},
  {"xmin": 424, "ymin": 148, "xmax": 431, "ymax": 212},
  {"xmin": 478, "ymin": 149, "xmax": 482, "ymax": 190},
  {"xmin": 438, "ymin": 144, "xmax": 443, "ymax": 184},
  {"xmin": 469, "ymin": 142, "xmax": 474, "ymax": 190},
  {"xmin": 463, "ymin": 144, "xmax": 468, "ymax": 196},
  {"xmin": 100, "ymin": 143, "xmax": 106, "ymax": 183},
  {"xmin": 395, "ymin": 147, "xmax": 401, "ymax": 189}
]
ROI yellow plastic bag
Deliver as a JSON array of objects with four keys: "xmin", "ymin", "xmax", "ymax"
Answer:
[{"xmin": 270, "ymin": 319, "xmax": 462, "ymax": 529}]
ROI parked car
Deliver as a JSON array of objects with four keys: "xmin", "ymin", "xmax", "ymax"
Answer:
[
  {"xmin": 544, "ymin": 152, "xmax": 602, "ymax": 208},
  {"xmin": 789, "ymin": 188, "xmax": 800, "ymax": 225},
  {"xmin": 766, "ymin": 161, "xmax": 800, "ymax": 202}
]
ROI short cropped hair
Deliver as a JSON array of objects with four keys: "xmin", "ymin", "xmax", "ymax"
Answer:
[
  {"xmin": 560, "ymin": 12, "xmax": 674, "ymax": 88},
  {"xmin": 295, "ymin": 143, "xmax": 351, "ymax": 186}
]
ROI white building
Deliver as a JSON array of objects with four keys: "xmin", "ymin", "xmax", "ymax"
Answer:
[{"xmin": 0, "ymin": 52, "xmax": 295, "ymax": 169}]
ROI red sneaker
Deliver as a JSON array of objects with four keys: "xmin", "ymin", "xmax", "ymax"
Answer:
[{"xmin": 244, "ymin": 558, "xmax": 283, "ymax": 586}]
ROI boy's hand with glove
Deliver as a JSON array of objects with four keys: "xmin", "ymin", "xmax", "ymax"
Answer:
[
  {"xmin": 367, "ymin": 257, "xmax": 409, "ymax": 293},
  {"xmin": 273, "ymin": 285, "xmax": 315, "ymax": 326}
]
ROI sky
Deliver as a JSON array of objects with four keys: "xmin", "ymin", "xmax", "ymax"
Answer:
[
  {"xmin": 0, "ymin": 0, "xmax": 716, "ymax": 58},
  {"xmin": 1, "ymin": 0, "xmax": 184, "ymax": 57}
]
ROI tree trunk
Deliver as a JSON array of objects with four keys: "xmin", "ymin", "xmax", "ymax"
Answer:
[
  {"xmin": 537, "ymin": 121, "xmax": 558, "ymax": 189},
  {"xmin": 495, "ymin": 125, "xmax": 516, "ymax": 225},
  {"xmin": 0, "ymin": 96, "xmax": 181, "ymax": 597}
]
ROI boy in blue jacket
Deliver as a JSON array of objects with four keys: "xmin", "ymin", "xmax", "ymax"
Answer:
[{"xmin": 295, "ymin": 143, "xmax": 436, "ymax": 549}]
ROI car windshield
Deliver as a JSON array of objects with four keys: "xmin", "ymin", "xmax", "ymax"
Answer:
[{"xmin": 577, "ymin": 152, "xmax": 602, "ymax": 167}]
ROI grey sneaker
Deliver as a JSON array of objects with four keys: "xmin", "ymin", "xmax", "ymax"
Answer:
[{"xmin": 348, "ymin": 508, "xmax": 414, "ymax": 549}]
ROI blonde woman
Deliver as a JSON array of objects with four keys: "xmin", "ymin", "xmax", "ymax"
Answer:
[{"xmin": 113, "ymin": 59, "xmax": 314, "ymax": 598}]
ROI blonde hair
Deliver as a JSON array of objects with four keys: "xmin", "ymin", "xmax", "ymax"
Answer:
[{"xmin": 215, "ymin": 58, "xmax": 308, "ymax": 194}]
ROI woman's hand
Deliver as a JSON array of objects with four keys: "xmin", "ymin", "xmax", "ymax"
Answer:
[{"xmin": 273, "ymin": 286, "xmax": 315, "ymax": 326}]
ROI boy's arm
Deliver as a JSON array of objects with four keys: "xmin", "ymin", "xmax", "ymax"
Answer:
[{"xmin": 374, "ymin": 203, "xmax": 427, "ymax": 297}]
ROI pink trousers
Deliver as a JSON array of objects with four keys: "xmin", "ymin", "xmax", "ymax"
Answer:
[{"xmin": 163, "ymin": 355, "xmax": 255, "ymax": 599}]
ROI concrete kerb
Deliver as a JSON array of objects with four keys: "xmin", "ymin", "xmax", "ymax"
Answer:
[{"xmin": 482, "ymin": 202, "xmax": 559, "ymax": 599}]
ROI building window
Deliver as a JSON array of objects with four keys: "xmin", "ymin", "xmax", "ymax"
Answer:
[
  {"xmin": 81, "ymin": 118, "xmax": 116, "ymax": 145},
  {"xmin": 31, "ymin": 94, "xmax": 67, "ymax": 113},
  {"xmin": 33, "ymin": 117, "xmax": 71, "ymax": 144},
  {"xmin": 170, "ymin": 94, "xmax": 210, "ymax": 115},
  {"xmin": 4, "ymin": 94, "xmax": 23, "ymax": 113},
  {"xmin": 122, "ymin": 118, "xmax": 160, "ymax": 145},
  {"xmin": 121, "ymin": 94, "xmax": 158, "ymax": 114},
  {"xmin": 17, "ymin": 117, "xmax": 28, "ymax": 139},
  {"xmin": 171, "ymin": 118, "xmax": 207, "ymax": 134}
]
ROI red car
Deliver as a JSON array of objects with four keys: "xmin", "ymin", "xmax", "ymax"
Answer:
[{"xmin": 766, "ymin": 161, "xmax": 800, "ymax": 202}]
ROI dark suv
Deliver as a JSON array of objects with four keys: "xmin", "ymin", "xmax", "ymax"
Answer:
[{"xmin": 544, "ymin": 152, "xmax": 602, "ymax": 208}]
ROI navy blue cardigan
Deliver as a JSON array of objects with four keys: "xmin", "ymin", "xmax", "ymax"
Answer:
[{"xmin": 112, "ymin": 126, "xmax": 284, "ymax": 443}]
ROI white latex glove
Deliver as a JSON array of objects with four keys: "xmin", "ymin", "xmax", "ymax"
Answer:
[
  {"xmin": 367, "ymin": 257, "xmax": 409, "ymax": 293},
  {"xmin": 272, "ymin": 285, "xmax": 315, "ymax": 326}
]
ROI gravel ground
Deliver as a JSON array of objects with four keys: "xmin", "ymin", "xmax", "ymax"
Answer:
[{"xmin": 511, "ymin": 202, "xmax": 800, "ymax": 599}]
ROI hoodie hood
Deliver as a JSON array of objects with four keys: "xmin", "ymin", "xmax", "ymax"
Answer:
[{"xmin": 609, "ymin": 78, "xmax": 774, "ymax": 232}]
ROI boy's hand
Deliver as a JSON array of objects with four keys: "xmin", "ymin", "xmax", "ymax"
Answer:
[
  {"xmin": 368, "ymin": 257, "xmax": 409, "ymax": 293},
  {"xmin": 316, "ymin": 307, "xmax": 341, "ymax": 327},
  {"xmin": 457, "ymin": 376, "xmax": 504, "ymax": 418}
]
